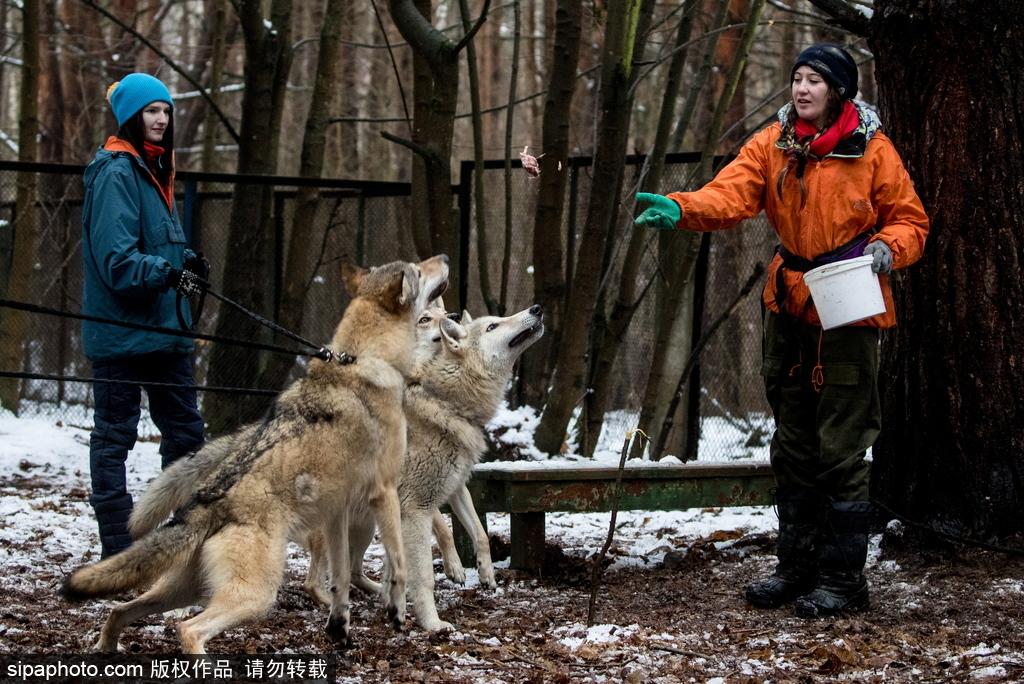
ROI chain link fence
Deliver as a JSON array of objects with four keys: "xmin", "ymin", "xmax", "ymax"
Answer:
[
  {"xmin": 461, "ymin": 153, "xmax": 774, "ymax": 461},
  {"xmin": 0, "ymin": 156, "xmax": 774, "ymax": 459}
]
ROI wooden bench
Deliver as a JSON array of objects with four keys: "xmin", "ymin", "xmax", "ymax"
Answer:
[{"xmin": 447, "ymin": 461, "xmax": 775, "ymax": 573}]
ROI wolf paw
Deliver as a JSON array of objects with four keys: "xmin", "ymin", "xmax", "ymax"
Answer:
[
  {"xmin": 92, "ymin": 637, "xmax": 119, "ymax": 653},
  {"xmin": 478, "ymin": 565, "xmax": 497, "ymax": 589},
  {"xmin": 325, "ymin": 615, "xmax": 352, "ymax": 647},
  {"xmin": 443, "ymin": 561, "xmax": 466, "ymax": 585},
  {"xmin": 422, "ymin": 619, "xmax": 455, "ymax": 633},
  {"xmin": 386, "ymin": 604, "xmax": 405, "ymax": 631}
]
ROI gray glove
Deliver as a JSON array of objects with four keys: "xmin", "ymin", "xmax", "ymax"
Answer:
[{"xmin": 864, "ymin": 240, "xmax": 893, "ymax": 275}]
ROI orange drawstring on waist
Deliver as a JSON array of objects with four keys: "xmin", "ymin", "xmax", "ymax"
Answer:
[{"xmin": 811, "ymin": 328, "xmax": 825, "ymax": 393}]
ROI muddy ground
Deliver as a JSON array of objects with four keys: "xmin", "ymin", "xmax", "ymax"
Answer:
[{"xmin": 2, "ymin": 504, "xmax": 1023, "ymax": 684}]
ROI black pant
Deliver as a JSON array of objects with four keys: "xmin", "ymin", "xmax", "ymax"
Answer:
[
  {"xmin": 761, "ymin": 312, "xmax": 880, "ymax": 502},
  {"xmin": 89, "ymin": 352, "xmax": 205, "ymax": 556}
]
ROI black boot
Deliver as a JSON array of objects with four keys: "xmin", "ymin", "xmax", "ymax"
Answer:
[
  {"xmin": 745, "ymin": 487, "xmax": 822, "ymax": 608},
  {"xmin": 794, "ymin": 500, "xmax": 871, "ymax": 618}
]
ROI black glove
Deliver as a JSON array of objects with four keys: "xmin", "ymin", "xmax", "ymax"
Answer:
[
  {"xmin": 184, "ymin": 251, "xmax": 211, "ymax": 281},
  {"xmin": 167, "ymin": 268, "xmax": 208, "ymax": 298}
]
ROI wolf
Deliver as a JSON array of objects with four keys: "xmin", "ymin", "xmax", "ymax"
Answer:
[
  {"xmin": 60, "ymin": 255, "xmax": 450, "ymax": 653},
  {"xmin": 350, "ymin": 304, "xmax": 545, "ymax": 631},
  {"xmin": 126, "ymin": 301, "xmax": 480, "ymax": 605}
]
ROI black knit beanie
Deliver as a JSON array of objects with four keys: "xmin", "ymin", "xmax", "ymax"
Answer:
[{"xmin": 791, "ymin": 44, "xmax": 858, "ymax": 99}]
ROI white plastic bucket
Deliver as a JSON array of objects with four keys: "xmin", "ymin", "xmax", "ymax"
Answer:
[{"xmin": 803, "ymin": 254, "xmax": 885, "ymax": 330}]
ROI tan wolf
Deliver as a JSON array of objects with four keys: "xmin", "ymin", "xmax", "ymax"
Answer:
[
  {"xmin": 60, "ymin": 255, "xmax": 450, "ymax": 653},
  {"xmin": 127, "ymin": 301, "xmax": 484, "ymax": 604},
  {"xmin": 349, "ymin": 304, "xmax": 545, "ymax": 631}
]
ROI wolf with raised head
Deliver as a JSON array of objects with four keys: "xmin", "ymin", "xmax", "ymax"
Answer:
[
  {"xmin": 60, "ymin": 255, "xmax": 450, "ymax": 653},
  {"xmin": 352, "ymin": 304, "xmax": 545, "ymax": 631}
]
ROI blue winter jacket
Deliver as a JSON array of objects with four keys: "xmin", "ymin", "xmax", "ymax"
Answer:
[{"xmin": 81, "ymin": 139, "xmax": 194, "ymax": 361}]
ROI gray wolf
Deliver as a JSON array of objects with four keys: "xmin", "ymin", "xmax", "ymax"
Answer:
[
  {"xmin": 351, "ymin": 304, "xmax": 544, "ymax": 631},
  {"xmin": 60, "ymin": 255, "xmax": 450, "ymax": 653},
  {"xmin": 128, "ymin": 301, "xmax": 471, "ymax": 605}
]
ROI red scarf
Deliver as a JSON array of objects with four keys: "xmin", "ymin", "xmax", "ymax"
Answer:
[
  {"xmin": 795, "ymin": 100, "xmax": 859, "ymax": 157},
  {"xmin": 143, "ymin": 141, "xmax": 166, "ymax": 167}
]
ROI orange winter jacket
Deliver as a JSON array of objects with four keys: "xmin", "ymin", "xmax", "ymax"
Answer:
[{"xmin": 667, "ymin": 108, "xmax": 929, "ymax": 328}]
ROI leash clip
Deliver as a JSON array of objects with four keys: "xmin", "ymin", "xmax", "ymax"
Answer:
[{"xmin": 316, "ymin": 346, "xmax": 356, "ymax": 366}]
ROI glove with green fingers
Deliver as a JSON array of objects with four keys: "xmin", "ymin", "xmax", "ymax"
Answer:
[{"xmin": 634, "ymin": 192, "xmax": 682, "ymax": 231}]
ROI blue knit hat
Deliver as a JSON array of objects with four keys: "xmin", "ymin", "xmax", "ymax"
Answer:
[{"xmin": 105, "ymin": 73, "xmax": 173, "ymax": 126}]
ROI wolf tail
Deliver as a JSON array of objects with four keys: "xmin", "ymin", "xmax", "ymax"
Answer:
[
  {"xmin": 61, "ymin": 511, "xmax": 210, "ymax": 602},
  {"xmin": 129, "ymin": 435, "xmax": 234, "ymax": 539}
]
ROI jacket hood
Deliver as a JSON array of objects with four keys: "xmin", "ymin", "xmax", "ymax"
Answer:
[
  {"xmin": 776, "ymin": 100, "xmax": 882, "ymax": 151},
  {"xmin": 85, "ymin": 137, "xmax": 176, "ymax": 212}
]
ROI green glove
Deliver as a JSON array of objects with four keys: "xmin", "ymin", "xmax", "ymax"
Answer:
[{"xmin": 634, "ymin": 192, "xmax": 681, "ymax": 230}]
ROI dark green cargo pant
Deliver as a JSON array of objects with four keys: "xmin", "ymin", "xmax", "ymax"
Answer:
[{"xmin": 761, "ymin": 311, "xmax": 880, "ymax": 502}]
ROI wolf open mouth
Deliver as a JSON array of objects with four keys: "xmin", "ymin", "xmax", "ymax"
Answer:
[{"xmin": 509, "ymin": 322, "xmax": 543, "ymax": 349}]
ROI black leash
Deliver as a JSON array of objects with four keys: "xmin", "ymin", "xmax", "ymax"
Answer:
[
  {"xmin": 0, "ymin": 370, "xmax": 278, "ymax": 396},
  {"xmin": 202, "ymin": 288, "xmax": 355, "ymax": 365},
  {"xmin": 0, "ymin": 297, "xmax": 352, "ymax": 365}
]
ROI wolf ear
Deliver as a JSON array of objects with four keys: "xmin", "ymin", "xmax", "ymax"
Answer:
[
  {"xmin": 439, "ymin": 317, "xmax": 466, "ymax": 352},
  {"xmin": 341, "ymin": 263, "xmax": 367, "ymax": 296},
  {"xmin": 460, "ymin": 310, "xmax": 473, "ymax": 325},
  {"xmin": 398, "ymin": 264, "xmax": 419, "ymax": 308}
]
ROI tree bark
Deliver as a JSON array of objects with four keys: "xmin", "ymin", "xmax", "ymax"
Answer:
[
  {"xmin": 0, "ymin": 0, "xmax": 40, "ymax": 412},
  {"xmin": 582, "ymin": 2, "xmax": 699, "ymax": 455},
  {"xmin": 200, "ymin": 0, "xmax": 230, "ymax": 172},
  {"xmin": 253, "ymin": 0, "xmax": 345, "ymax": 400},
  {"xmin": 458, "ymin": 0, "xmax": 498, "ymax": 315},
  {"xmin": 534, "ymin": 0, "xmax": 646, "ymax": 455},
  {"xmin": 517, "ymin": 0, "xmax": 582, "ymax": 409},
  {"xmin": 865, "ymin": 0, "xmax": 1024, "ymax": 538},
  {"xmin": 499, "ymin": 0, "xmax": 520, "ymax": 315},
  {"xmin": 388, "ymin": 0, "xmax": 490, "ymax": 304},
  {"xmin": 203, "ymin": 0, "xmax": 294, "ymax": 435}
]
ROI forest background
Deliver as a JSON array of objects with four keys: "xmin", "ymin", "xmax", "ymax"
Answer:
[{"xmin": 0, "ymin": 0, "xmax": 1021, "ymax": 545}]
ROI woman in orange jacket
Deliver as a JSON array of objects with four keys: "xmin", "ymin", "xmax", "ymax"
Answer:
[{"xmin": 635, "ymin": 44, "xmax": 929, "ymax": 617}]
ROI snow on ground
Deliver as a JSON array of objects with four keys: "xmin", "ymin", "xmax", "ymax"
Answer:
[
  {"xmin": 0, "ymin": 405, "xmax": 777, "ymax": 586},
  {"xmin": 2, "ymin": 406, "xmax": 1023, "ymax": 682}
]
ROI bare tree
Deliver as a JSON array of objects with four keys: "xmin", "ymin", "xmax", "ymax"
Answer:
[
  {"xmin": 459, "ymin": 0, "xmax": 498, "ymax": 315},
  {"xmin": 517, "ymin": 0, "xmax": 582, "ymax": 408},
  {"xmin": 582, "ymin": 0, "xmax": 699, "ymax": 456},
  {"xmin": 385, "ymin": 0, "xmax": 491, "ymax": 302},
  {"xmin": 0, "ymin": 0, "xmax": 39, "ymax": 412},
  {"xmin": 631, "ymin": 0, "xmax": 732, "ymax": 459},
  {"xmin": 255, "ymin": 0, "xmax": 347, "ymax": 398},
  {"xmin": 533, "ymin": 0, "xmax": 653, "ymax": 455},
  {"xmin": 203, "ymin": 0, "xmax": 294, "ymax": 434}
]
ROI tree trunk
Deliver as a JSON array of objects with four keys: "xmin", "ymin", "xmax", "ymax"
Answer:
[
  {"xmin": 203, "ymin": 0, "xmax": 293, "ymax": 435},
  {"xmin": 254, "ymin": 0, "xmax": 345, "ymax": 399},
  {"xmin": 0, "ymin": 0, "xmax": 40, "ymax": 412},
  {"xmin": 388, "ymin": 0, "xmax": 488, "ymax": 303},
  {"xmin": 703, "ymin": 0, "xmax": 749, "ymax": 417},
  {"xmin": 200, "ymin": 0, "xmax": 230, "ymax": 173},
  {"xmin": 498, "ymin": 0, "xmax": 520, "ymax": 315},
  {"xmin": 459, "ymin": 0, "xmax": 498, "ymax": 315},
  {"xmin": 517, "ymin": 0, "xmax": 581, "ymax": 409},
  {"xmin": 867, "ymin": 0, "xmax": 1024, "ymax": 537},
  {"xmin": 582, "ymin": 1, "xmax": 697, "ymax": 455},
  {"xmin": 534, "ymin": 0, "xmax": 646, "ymax": 455},
  {"xmin": 633, "ymin": 0, "xmax": 765, "ymax": 458}
]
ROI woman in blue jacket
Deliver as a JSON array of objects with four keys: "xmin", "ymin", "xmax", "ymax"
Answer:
[{"xmin": 81, "ymin": 73, "xmax": 207, "ymax": 558}]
